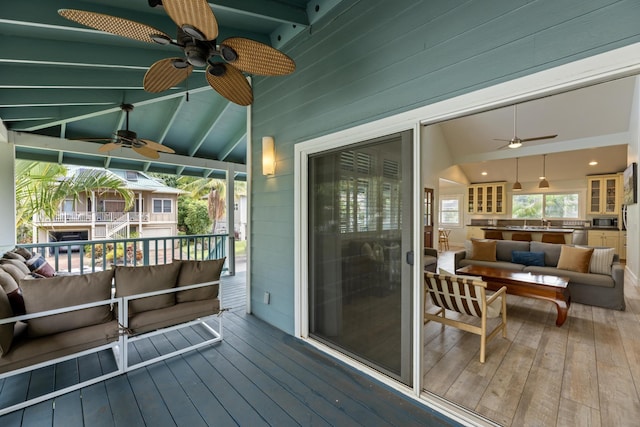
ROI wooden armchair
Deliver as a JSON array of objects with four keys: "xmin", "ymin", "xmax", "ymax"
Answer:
[{"xmin": 424, "ymin": 272, "xmax": 507, "ymax": 363}]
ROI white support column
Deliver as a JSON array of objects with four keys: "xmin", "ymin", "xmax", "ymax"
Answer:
[
  {"xmin": 138, "ymin": 192, "xmax": 143, "ymax": 237},
  {"xmin": 0, "ymin": 135, "xmax": 16, "ymax": 253},
  {"xmin": 91, "ymin": 190, "xmax": 96, "ymax": 239},
  {"xmin": 226, "ymin": 166, "xmax": 235, "ymax": 275}
]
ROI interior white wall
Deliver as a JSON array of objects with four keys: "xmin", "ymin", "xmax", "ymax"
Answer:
[{"xmin": 0, "ymin": 140, "xmax": 16, "ymax": 254}]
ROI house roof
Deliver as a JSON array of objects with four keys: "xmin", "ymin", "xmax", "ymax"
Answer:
[{"xmin": 67, "ymin": 165, "xmax": 185, "ymax": 194}]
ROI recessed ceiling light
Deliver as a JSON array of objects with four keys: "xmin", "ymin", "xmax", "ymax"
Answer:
[
  {"xmin": 481, "ymin": 171, "xmax": 487, "ymax": 176},
  {"xmin": 589, "ymin": 161, "xmax": 598, "ymax": 166}
]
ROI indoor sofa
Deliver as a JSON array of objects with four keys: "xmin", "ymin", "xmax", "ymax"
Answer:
[
  {"xmin": 0, "ymin": 252, "xmax": 225, "ymax": 415},
  {"xmin": 454, "ymin": 239, "xmax": 625, "ymax": 310}
]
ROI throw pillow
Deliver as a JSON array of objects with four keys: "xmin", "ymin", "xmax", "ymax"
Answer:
[
  {"xmin": 2, "ymin": 251, "xmax": 26, "ymax": 263},
  {"xmin": 13, "ymin": 247, "xmax": 33, "ymax": 260},
  {"xmin": 0, "ymin": 270, "xmax": 26, "ymax": 316},
  {"xmin": 556, "ymin": 245, "xmax": 594, "ymax": 273},
  {"xmin": 470, "ymin": 240, "xmax": 497, "ymax": 262},
  {"xmin": 0, "ymin": 291, "xmax": 14, "ymax": 355},
  {"xmin": 0, "ymin": 263, "xmax": 30, "ymax": 284},
  {"xmin": 21, "ymin": 269, "xmax": 114, "ymax": 338},
  {"xmin": 511, "ymin": 251, "xmax": 545, "ymax": 267},
  {"xmin": 115, "ymin": 262, "xmax": 182, "ymax": 315},
  {"xmin": 577, "ymin": 246, "xmax": 615, "ymax": 275},
  {"xmin": 175, "ymin": 258, "xmax": 225, "ymax": 303},
  {"xmin": 0, "ymin": 259, "xmax": 30, "ymax": 278},
  {"xmin": 25, "ymin": 253, "xmax": 56, "ymax": 278}
]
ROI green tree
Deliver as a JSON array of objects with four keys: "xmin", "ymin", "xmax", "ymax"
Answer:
[
  {"xmin": 177, "ymin": 196, "xmax": 211, "ymax": 235},
  {"xmin": 178, "ymin": 177, "xmax": 226, "ymax": 233},
  {"xmin": 15, "ymin": 161, "xmax": 134, "ymax": 242}
]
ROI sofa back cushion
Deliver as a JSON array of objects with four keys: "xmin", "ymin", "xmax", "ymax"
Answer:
[
  {"xmin": 115, "ymin": 262, "xmax": 181, "ymax": 315},
  {"xmin": 0, "ymin": 259, "xmax": 30, "ymax": 279},
  {"xmin": 0, "ymin": 291, "xmax": 14, "ymax": 355},
  {"xmin": 176, "ymin": 258, "xmax": 225, "ymax": 303},
  {"xmin": 511, "ymin": 251, "xmax": 545, "ymax": 266},
  {"xmin": 530, "ymin": 241, "xmax": 563, "ymax": 267},
  {"xmin": 0, "ymin": 270, "xmax": 26, "ymax": 316},
  {"xmin": 496, "ymin": 240, "xmax": 530, "ymax": 262},
  {"xmin": 21, "ymin": 269, "xmax": 114, "ymax": 338}
]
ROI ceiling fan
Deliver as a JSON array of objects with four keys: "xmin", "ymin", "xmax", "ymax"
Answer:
[
  {"xmin": 58, "ymin": 0, "xmax": 296, "ymax": 106},
  {"xmin": 494, "ymin": 105, "xmax": 558, "ymax": 149},
  {"xmin": 85, "ymin": 104, "xmax": 175, "ymax": 159}
]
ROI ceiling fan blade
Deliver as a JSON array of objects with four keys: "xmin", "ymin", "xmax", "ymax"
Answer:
[
  {"xmin": 220, "ymin": 37, "xmax": 296, "ymax": 76},
  {"xmin": 520, "ymin": 134, "xmax": 558, "ymax": 142},
  {"xmin": 98, "ymin": 142, "xmax": 120, "ymax": 153},
  {"xmin": 141, "ymin": 139, "xmax": 175, "ymax": 154},
  {"xmin": 206, "ymin": 63, "xmax": 253, "ymax": 106},
  {"xmin": 58, "ymin": 9, "xmax": 171, "ymax": 44},
  {"xmin": 132, "ymin": 146, "xmax": 160, "ymax": 159},
  {"xmin": 144, "ymin": 58, "xmax": 193, "ymax": 93},
  {"xmin": 163, "ymin": 0, "xmax": 218, "ymax": 41}
]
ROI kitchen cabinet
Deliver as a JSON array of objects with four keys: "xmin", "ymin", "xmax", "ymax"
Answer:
[
  {"xmin": 619, "ymin": 231, "xmax": 627, "ymax": 260},
  {"xmin": 467, "ymin": 183, "xmax": 506, "ymax": 214},
  {"xmin": 587, "ymin": 174, "xmax": 620, "ymax": 215},
  {"xmin": 588, "ymin": 230, "xmax": 620, "ymax": 254}
]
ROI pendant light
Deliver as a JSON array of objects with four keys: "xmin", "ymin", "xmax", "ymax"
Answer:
[
  {"xmin": 512, "ymin": 157, "xmax": 522, "ymax": 191},
  {"xmin": 539, "ymin": 154, "xmax": 549, "ymax": 188}
]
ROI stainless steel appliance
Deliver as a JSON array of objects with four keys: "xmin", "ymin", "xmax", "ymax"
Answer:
[{"xmin": 592, "ymin": 217, "xmax": 618, "ymax": 228}]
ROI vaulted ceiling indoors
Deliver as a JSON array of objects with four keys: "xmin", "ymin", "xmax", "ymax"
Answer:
[{"xmin": 0, "ymin": 0, "xmax": 342, "ymax": 178}]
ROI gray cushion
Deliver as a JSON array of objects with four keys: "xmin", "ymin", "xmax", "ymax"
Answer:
[
  {"xmin": 115, "ymin": 262, "xmax": 182, "ymax": 315},
  {"xmin": 2, "ymin": 251, "xmax": 26, "ymax": 263},
  {"xmin": 495, "ymin": 240, "xmax": 531, "ymax": 262},
  {"xmin": 523, "ymin": 266, "xmax": 615, "ymax": 288},
  {"xmin": 0, "ymin": 260, "xmax": 30, "ymax": 279},
  {"xmin": 530, "ymin": 241, "xmax": 563, "ymax": 267},
  {"xmin": 458, "ymin": 258, "xmax": 526, "ymax": 271},
  {"xmin": 21, "ymin": 269, "xmax": 114, "ymax": 338},
  {"xmin": 176, "ymin": 258, "xmax": 225, "ymax": 303},
  {"xmin": 128, "ymin": 299, "xmax": 219, "ymax": 335}
]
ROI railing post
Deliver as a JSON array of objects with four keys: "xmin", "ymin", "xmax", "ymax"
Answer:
[{"xmin": 143, "ymin": 239, "xmax": 149, "ymax": 265}]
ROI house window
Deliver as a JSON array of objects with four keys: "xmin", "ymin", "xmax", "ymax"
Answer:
[
  {"xmin": 61, "ymin": 199, "xmax": 74, "ymax": 213},
  {"xmin": 152, "ymin": 199, "xmax": 172, "ymax": 213},
  {"xmin": 125, "ymin": 171, "xmax": 138, "ymax": 181},
  {"xmin": 440, "ymin": 195, "xmax": 462, "ymax": 227},
  {"xmin": 512, "ymin": 193, "xmax": 579, "ymax": 218}
]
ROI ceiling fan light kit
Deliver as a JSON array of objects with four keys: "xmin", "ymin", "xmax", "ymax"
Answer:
[
  {"xmin": 58, "ymin": 0, "xmax": 295, "ymax": 106},
  {"xmin": 494, "ymin": 104, "xmax": 558, "ymax": 150}
]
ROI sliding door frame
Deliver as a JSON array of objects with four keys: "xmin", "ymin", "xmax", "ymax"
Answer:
[{"xmin": 294, "ymin": 42, "xmax": 640, "ymax": 426}]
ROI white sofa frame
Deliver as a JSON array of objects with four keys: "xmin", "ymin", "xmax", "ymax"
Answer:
[{"xmin": 0, "ymin": 279, "xmax": 222, "ymax": 416}]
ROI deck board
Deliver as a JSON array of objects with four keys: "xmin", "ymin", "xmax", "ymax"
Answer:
[{"xmin": 0, "ymin": 271, "xmax": 455, "ymax": 427}]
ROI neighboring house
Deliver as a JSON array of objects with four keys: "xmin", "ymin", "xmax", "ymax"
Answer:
[
  {"xmin": 32, "ymin": 168, "xmax": 184, "ymax": 244},
  {"xmin": 213, "ymin": 194, "xmax": 247, "ymax": 240}
]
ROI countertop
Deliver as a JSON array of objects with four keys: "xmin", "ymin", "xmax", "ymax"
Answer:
[{"xmin": 479, "ymin": 226, "xmax": 573, "ymax": 233}]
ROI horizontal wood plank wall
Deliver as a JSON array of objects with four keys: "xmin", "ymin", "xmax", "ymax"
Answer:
[{"xmin": 249, "ymin": 0, "xmax": 640, "ymax": 332}]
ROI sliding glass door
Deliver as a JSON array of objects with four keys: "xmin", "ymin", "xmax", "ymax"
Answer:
[{"xmin": 307, "ymin": 130, "xmax": 414, "ymax": 385}]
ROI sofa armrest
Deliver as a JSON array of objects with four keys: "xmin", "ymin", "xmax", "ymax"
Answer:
[
  {"xmin": 611, "ymin": 262, "xmax": 625, "ymax": 290},
  {"xmin": 424, "ymin": 248, "xmax": 438, "ymax": 258},
  {"xmin": 0, "ymin": 297, "xmax": 119, "ymax": 326},
  {"xmin": 453, "ymin": 250, "xmax": 467, "ymax": 271}
]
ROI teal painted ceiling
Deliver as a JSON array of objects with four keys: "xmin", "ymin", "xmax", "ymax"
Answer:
[{"xmin": 0, "ymin": 0, "xmax": 340, "ymax": 177}]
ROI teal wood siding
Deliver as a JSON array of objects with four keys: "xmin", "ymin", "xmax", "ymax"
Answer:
[{"xmin": 250, "ymin": 0, "xmax": 640, "ymax": 333}]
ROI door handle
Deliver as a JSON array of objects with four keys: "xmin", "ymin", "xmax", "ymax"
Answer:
[{"xmin": 406, "ymin": 250, "xmax": 414, "ymax": 266}]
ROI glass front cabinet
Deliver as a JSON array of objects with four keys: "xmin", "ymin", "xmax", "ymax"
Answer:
[
  {"xmin": 467, "ymin": 183, "xmax": 506, "ymax": 214},
  {"xmin": 587, "ymin": 174, "xmax": 620, "ymax": 215}
]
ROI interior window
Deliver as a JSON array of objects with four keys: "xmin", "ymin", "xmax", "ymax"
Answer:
[{"xmin": 512, "ymin": 193, "xmax": 579, "ymax": 218}]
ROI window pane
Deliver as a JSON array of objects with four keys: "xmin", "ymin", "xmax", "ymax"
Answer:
[
  {"xmin": 512, "ymin": 194, "xmax": 543, "ymax": 218},
  {"xmin": 544, "ymin": 194, "xmax": 579, "ymax": 218},
  {"xmin": 153, "ymin": 200, "xmax": 162, "ymax": 213}
]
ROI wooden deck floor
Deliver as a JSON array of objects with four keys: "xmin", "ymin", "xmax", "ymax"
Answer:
[
  {"xmin": 0, "ymin": 271, "xmax": 456, "ymax": 427},
  {"xmin": 425, "ymin": 248, "xmax": 640, "ymax": 427}
]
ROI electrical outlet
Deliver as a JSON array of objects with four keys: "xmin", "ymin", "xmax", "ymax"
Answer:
[{"xmin": 263, "ymin": 292, "xmax": 270, "ymax": 304}]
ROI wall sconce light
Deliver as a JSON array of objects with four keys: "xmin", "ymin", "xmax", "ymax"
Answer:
[
  {"xmin": 539, "ymin": 154, "xmax": 549, "ymax": 189},
  {"xmin": 262, "ymin": 136, "xmax": 276, "ymax": 176}
]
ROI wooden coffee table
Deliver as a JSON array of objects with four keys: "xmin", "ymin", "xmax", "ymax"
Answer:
[{"xmin": 456, "ymin": 265, "xmax": 571, "ymax": 326}]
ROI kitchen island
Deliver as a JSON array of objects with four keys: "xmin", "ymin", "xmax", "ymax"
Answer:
[{"xmin": 480, "ymin": 226, "xmax": 574, "ymax": 243}]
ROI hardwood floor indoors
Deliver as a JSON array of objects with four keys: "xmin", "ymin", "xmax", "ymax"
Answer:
[{"xmin": 424, "ymin": 247, "xmax": 640, "ymax": 426}]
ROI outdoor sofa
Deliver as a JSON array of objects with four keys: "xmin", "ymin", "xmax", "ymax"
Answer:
[{"xmin": 0, "ymin": 249, "xmax": 225, "ymax": 415}]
